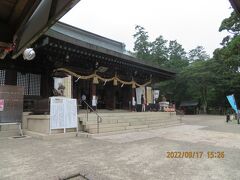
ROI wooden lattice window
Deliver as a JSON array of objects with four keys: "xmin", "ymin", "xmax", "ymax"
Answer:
[
  {"xmin": 0, "ymin": 70, "xmax": 5, "ymax": 85},
  {"xmin": 17, "ymin": 72, "xmax": 41, "ymax": 96}
]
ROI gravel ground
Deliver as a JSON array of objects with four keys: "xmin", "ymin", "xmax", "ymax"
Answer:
[{"xmin": 0, "ymin": 115, "xmax": 240, "ymax": 180}]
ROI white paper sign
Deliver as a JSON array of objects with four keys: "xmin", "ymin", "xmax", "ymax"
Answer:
[
  {"xmin": 136, "ymin": 88, "xmax": 142, "ymax": 105},
  {"xmin": 50, "ymin": 97, "xmax": 78, "ymax": 131},
  {"xmin": 64, "ymin": 99, "xmax": 78, "ymax": 128}
]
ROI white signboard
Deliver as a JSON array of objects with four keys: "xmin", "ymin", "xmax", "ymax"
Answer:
[
  {"xmin": 50, "ymin": 98, "xmax": 65, "ymax": 129},
  {"xmin": 154, "ymin": 90, "xmax": 160, "ymax": 99},
  {"xmin": 50, "ymin": 97, "xmax": 78, "ymax": 132},
  {"xmin": 64, "ymin": 99, "xmax": 78, "ymax": 128},
  {"xmin": 92, "ymin": 95, "xmax": 97, "ymax": 106}
]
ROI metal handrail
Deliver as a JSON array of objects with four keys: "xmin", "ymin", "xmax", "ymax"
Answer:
[{"xmin": 82, "ymin": 100, "xmax": 103, "ymax": 133}]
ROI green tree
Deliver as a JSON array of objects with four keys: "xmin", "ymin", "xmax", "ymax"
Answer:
[
  {"xmin": 133, "ymin": 25, "xmax": 151, "ymax": 60},
  {"xmin": 164, "ymin": 40, "xmax": 189, "ymax": 71},
  {"xmin": 219, "ymin": 11, "xmax": 240, "ymax": 46},
  {"xmin": 219, "ymin": 11, "xmax": 240, "ymax": 36},
  {"xmin": 188, "ymin": 46, "xmax": 210, "ymax": 63},
  {"xmin": 181, "ymin": 60, "xmax": 216, "ymax": 113},
  {"xmin": 150, "ymin": 35, "xmax": 169, "ymax": 65}
]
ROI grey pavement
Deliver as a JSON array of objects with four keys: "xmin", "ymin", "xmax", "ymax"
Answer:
[{"xmin": 1, "ymin": 115, "xmax": 240, "ymax": 180}]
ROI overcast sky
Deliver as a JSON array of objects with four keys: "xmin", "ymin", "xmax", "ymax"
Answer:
[{"xmin": 60, "ymin": 0, "xmax": 233, "ymax": 57}]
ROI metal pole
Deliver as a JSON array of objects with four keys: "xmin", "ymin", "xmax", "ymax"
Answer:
[
  {"xmin": 87, "ymin": 105, "xmax": 88, "ymax": 122},
  {"xmin": 97, "ymin": 116, "xmax": 99, "ymax": 134}
]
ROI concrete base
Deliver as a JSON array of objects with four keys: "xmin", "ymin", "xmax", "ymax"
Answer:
[
  {"xmin": 0, "ymin": 130, "xmax": 20, "ymax": 138},
  {"xmin": 26, "ymin": 115, "xmax": 78, "ymax": 134},
  {"xmin": 1, "ymin": 111, "xmax": 181, "ymax": 138},
  {"xmin": 23, "ymin": 130, "xmax": 79, "ymax": 140}
]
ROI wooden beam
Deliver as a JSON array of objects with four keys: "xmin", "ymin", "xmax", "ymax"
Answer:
[{"xmin": 9, "ymin": 0, "xmax": 29, "ymax": 26}]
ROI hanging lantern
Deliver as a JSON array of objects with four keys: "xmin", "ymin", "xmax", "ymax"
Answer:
[
  {"xmin": 93, "ymin": 76, "xmax": 99, "ymax": 84},
  {"xmin": 113, "ymin": 78, "xmax": 118, "ymax": 86}
]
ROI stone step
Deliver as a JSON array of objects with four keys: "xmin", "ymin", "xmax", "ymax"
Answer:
[
  {"xmin": 126, "ymin": 125, "xmax": 149, "ymax": 130},
  {"xmin": 129, "ymin": 121, "xmax": 147, "ymax": 126},
  {"xmin": 79, "ymin": 112, "xmax": 174, "ymax": 119},
  {"xmin": 85, "ymin": 120, "xmax": 181, "ymax": 134},
  {"xmin": 83, "ymin": 115, "xmax": 178, "ymax": 123},
  {"xmin": 82, "ymin": 116, "xmax": 175, "ymax": 123},
  {"xmin": 148, "ymin": 121, "xmax": 181, "ymax": 128},
  {"xmin": 84, "ymin": 122, "xmax": 129, "ymax": 129},
  {"xmin": 81, "ymin": 119, "xmax": 118, "ymax": 125},
  {"xmin": 147, "ymin": 119, "xmax": 177, "ymax": 124},
  {"xmin": 83, "ymin": 117, "xmax": 178, "ymax": 125},
  {"xmin": 81, "ymin": 114, "xmax": 173, "ymax": 119},
  {"xmin": 79, "ymin": 112, "xmax": 180, "ymax": 134},
  {"xmin": 88, "ymin": 126, "xmax": 126, "ymax": 134}
]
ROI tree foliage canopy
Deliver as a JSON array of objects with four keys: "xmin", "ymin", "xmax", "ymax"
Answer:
[{"xmin": 132, "ymin": 11, "xmax": 240, "ymax": 114}]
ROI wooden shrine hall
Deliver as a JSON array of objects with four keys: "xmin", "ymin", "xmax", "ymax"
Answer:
[{"xmin": 0, "ymin": 22, "xmax": 175, "ymax": 112}]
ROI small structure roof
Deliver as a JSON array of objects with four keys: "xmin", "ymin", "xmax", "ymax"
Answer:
[{"xmin": 180, "ymin": 101, "xmax": 198, "ymax": 107}]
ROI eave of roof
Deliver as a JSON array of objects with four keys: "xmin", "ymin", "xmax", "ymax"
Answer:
[{"xmin": 45, "ymin": 22, "xmax": 176, "ymax": 78}]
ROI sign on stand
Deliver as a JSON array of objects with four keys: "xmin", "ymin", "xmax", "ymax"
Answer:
[
  {"xmin": 0, "ymin": 86, "xmax": 24, "ymax": 123},
  {"xmin": 50, "ymin": 97, "xmax": 78, "ymax": 134}
]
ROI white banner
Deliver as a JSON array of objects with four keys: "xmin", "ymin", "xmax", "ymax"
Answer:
[
  {"xmin": 154, "ymin": 90, "xmax": 160, "ymax": 99},
  {"xmin": 136, "ymin": 87, "xmax": 145, "ymax": 105},
  {"xmin": 146, "ymin": 87, "xmax": 152, "ymax": 104}
]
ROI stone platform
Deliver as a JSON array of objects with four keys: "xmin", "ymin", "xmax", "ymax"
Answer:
[
  {"xmin": 0, "ymin": 111, "xmax": 181, "ymax": 138},
  {"xmin": 79, "ymin": 112, "xmax": 181, "ymax": 134}
]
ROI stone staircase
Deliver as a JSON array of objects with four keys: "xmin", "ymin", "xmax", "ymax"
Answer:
[{"xmin": 78, "ymin": 112, "xmax": 181, "ymax": 134}]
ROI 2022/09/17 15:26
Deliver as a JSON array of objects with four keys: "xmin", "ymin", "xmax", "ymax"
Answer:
[{"xmin": 166, "ymin": 151, "xmax": 225, "ymax": 158}]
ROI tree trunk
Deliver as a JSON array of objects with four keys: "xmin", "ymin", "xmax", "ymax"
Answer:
[{"xmin": 201, "ymin": 86, "xmax": 207, "ymax": 114}]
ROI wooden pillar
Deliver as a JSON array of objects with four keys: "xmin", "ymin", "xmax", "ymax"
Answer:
[
  {"xmin": 5, "ymin": 69, "xmax": 17, "ymax": 85},
  {"xmin": 112, "ymin": 86, "xmax": 117, "ymax": 110},
  {"xmin": 41, "ymin": 70, "xmax": 50, "ymax": 98}
]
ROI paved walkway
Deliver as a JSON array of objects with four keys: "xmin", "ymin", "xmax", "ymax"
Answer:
[{"xmin": 1, "ymin": 115, "xmax": 240, "ymax": 180}]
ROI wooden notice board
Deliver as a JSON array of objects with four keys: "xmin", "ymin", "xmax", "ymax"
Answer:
[{"xmin": 0, "ymin": 85, "xmax": 24, "ymax": 123}]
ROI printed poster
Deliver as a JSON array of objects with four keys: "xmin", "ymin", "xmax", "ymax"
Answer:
[{"xmin": 0, "ymin": 99, "xmax": 4, "ymax": 111}]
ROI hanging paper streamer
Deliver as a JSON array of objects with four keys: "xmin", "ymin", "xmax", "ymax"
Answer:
[{"xmin": 226, "ymin": 94, "xmax": 238, "ymax": 113}]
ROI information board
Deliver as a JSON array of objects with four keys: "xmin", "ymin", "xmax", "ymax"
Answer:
[
  {"xmin": 0, "ymin": 86, "xmax": 24, "ymax": 123},
  {"xmin": 50, "ymin": 97, "xmax": 78, "ymax": 132}
]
